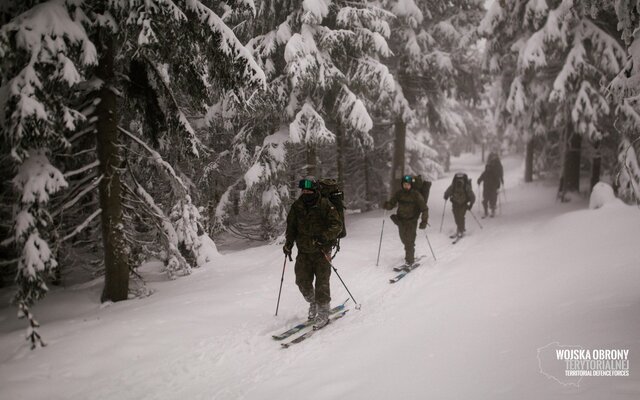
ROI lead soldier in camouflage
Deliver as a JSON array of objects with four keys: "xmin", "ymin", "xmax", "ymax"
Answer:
[
  {"xmin": 283, "ymin": 177, "xmax": 343, "ymax": 329},
  {"xmin": 383, "ymin": 175, "xmax": 429, "ymax": 265}
]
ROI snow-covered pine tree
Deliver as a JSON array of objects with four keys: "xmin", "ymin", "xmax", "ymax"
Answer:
[
  {"xmin": 585, "ymin": 0, "xmax": 640, "ymax": 203},
  {"xmin": 480, "ymin": 0, "xmax": 625, "ymax": 192},
  {"xmin": 383, "ymin": 0, "xmax": 485, "ymax": 192},
  {"xmin": 209, "ymin": 0, "xmax": 395, "ymax": 235},
  {"xmin": 0, "ymin": 0, "xmax": 264, "ymax": 348}
]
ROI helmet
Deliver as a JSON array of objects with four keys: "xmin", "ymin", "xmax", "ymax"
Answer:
[
  {"xmin": 298, "ymin": 176, "xmax": 318, "ymax": 190},
  {"xmin": 401, "ymin": 175, "xmax": 413, "ymax": 184}
]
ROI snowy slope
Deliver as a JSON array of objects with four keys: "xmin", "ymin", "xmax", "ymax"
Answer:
[{"xmin": 1, "ymin": 153, "xmax": 639, "ymax": 400}]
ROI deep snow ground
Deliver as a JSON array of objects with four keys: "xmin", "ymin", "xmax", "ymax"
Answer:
[{"xmin": 1, "ymin": 153, "xmax": 639, "ymax": 400}]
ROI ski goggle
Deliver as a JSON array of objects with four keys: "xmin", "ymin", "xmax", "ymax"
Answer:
[
  {"xmin": 298, "ymin": 179, "xmax": 316, "ymax": 190},
  {"xmin": 402, "ymin": 175, "xmax": 413, "ymax": 183}
]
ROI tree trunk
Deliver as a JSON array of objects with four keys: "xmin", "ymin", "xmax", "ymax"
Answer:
[
  {"xmin": 390, "ymin": 117, "xmax": 406, "ymax": 194},
  {"xmin": 306, "ymin": 143, "xmax": 317, "ymax": 176},
  {"xmin": 97, "ymin": 34, "xmax": 129, "ymax": 302},
  {"xmin": 590, "ymin": 140, "xmax": 601, "ymax": 190},
  {"xmin": 524, "ymin": 137, "xmax": 534, "ymax": 182},
  {"xmin": 363, "ymin": 154, "xmax": 371, "ymax": 211},
  {"xmin": 335, "ymin": 123, "xmax": 344, "ymax": 184},
  {"xmin": 444, "ymin": 151, "xmax": 451, "ymax": 173},
  {"xmin": 563, "ymin": 133, "xmax": 582, "ymax": 192}
]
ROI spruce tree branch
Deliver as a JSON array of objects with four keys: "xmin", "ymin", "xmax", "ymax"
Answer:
[
  {"xmin": 52, "ymin": 175, "xmax": 103, "ymax": 218},
  {"xmin": 118, "ymin": 126, "xmax": 189, "ymax": 195},
  {"xmin": 64, "ymin": 160, "xmax": 100, "ymax": 178},
  {"xmin": 61, "ymin": 209, "xmax": 102, "ymax": 242}
]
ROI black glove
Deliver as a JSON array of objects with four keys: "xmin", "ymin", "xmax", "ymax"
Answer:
[
  {"xmin": 283, "ymin": 244, "xmax": 293, "ymax": 261},
  {"xmin": 444, "ymin": 194, "xmax": 449, "ymax": 200},
  {"xmin": 477, "ymin": 179, "xmax": 481, "ymax": 185},
  {"xmin": 313, "ymin": 236, "xmax": 326, "ymax": 247},
  {"xmin": 419, "ymin": 220, "xmax": 427, "ymax": 230},
  {"xmin": 467, "ymin": 203, "xmax": 473, "ymax": 210}
]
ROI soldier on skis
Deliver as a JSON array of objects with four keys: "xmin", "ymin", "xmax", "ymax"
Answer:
[
  {"xmin": 477, "ymin": 152, "xmax": 504, "ymax": 218},
  {"xmin": 383, "ymin": 175, "xmax": 429, "ymax": 266},
  {"xmin": 283, "ymin": 177, "xmax": 343, "ymax": 329},
  {"xmin": 444, "ymin": 173, "xmax": 475, "ymax": 239}
]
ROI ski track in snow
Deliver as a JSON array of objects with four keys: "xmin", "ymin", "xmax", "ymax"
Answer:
[{"xmin": 1, "ymin": 153, "xmax": 640, "ymax": 400}]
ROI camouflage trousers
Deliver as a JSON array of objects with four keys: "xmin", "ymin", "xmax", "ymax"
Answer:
[
  {"xmin": 295, "ymin": 251, "xmax": 332, "ymax": 305},
  {"xmin": 482, "ymin": 188, "xmax": 498, "ymax": 213},
  {"xmin": 397, "ymin": 218, "xmax": 418, "ymax": 263},
  {"xmin": 452, "ymin": 203, "xmax": 467, "ymax": 232}
]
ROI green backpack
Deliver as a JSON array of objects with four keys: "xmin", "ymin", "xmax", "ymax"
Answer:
[
  {"xmin": 317, "ymin": 178, "xmax": 347, "ymax": 240},
  {"xmin": 412, "ymin": 175, "xmax": 432, "ymax": 204}
]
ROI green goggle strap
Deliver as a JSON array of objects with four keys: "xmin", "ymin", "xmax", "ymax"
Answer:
[{"xmin": 299, "ymin": 179, "xmax": 314, "ymax": 189}]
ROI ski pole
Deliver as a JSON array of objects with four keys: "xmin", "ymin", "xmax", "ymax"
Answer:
[
  {"xmin": 439, "ymin": 199, "xmax": 447, "ymax": 233},
  {"xmin": 425, "ymin": 231, "xmax": 437, "ymax": 261},
  {"xmin": 322, "ymin": 252, "xmax": 361, "ymax": 310},
  {"xmin": 275, "ymin": 255, "xmax": 289, "ymax": 316},
  {"xmin": 375, "ymin": 209, "xmax": 387, "ymax": 266},
  {"xmin": 469, "ymin": 209, "xmax": 483, "ymax": 229}
]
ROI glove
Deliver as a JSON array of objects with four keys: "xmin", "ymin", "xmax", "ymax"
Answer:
[
  {"xmin": 419, "ymin": 220, "xmax": 427, "ymax": 230},
  {"xmin": 313, "ymin": 236, "xmax": 326, "ymax": 247},
  {"xmin": 477, "ymin": 179, "xmax": 481, "ymax": 185},
  {"xmin": 444, "ymin": 194, "xmax": 449, "ymax": 200},
  {"xmin": 283, "ymin": 244, "xmax": 292, "ymax": 261},
  {"xmin": 467, "ymin": 203, "xmax": 473, "ymax": 210}
]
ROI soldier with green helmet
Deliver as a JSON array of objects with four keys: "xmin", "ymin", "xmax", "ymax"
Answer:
[
  {"xmin": 383, "ymin": 175, "xmax": 429, "ymax": 265},
  {"xmin": 283, "ymin": 176, "xmax": 343, "ymax": 329}
]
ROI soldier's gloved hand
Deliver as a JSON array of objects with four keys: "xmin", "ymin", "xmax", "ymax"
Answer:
[
  {"xmin": 443, "ymin": 194, "xmax": 449, "ymax": 200},
  {"xmin": 283, "ymin": 244, "xmax": 293, "ymax": 261},
  {"xmin": 419, "ymin": 220, "xmax": 428, "ymax": 230},
  {"xmin": 477, "ymin": 178, "xmax": 481, "ymax": 185},
  {"xmin": 467, "ymin": 203, "xmax": 473, "ymax": 210},
  {"xmin": 313, "ymin": 236, "xmax": 326, "ymax": 247}
]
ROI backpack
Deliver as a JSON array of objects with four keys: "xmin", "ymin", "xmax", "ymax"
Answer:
[
  {"xmin": 317, "ymin": 178, "xmax": 347, "ymax": 240},
  {"xmin": 451, "ymin": 173, "xmax": 472, "ymax": 204},
  {"xmin": 412, "ymin": 175, "xmax": 432, "ymax": 204}
]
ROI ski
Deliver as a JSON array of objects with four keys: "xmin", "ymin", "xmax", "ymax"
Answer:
[
  {"xmin": 272, "ymin": 304, "xmax": 346, "ymax": 341},
  {"xmin": 392, "ymin": 255, "xmax": 425, "ymax": 271},
  {"xmin": 281, "ymin": 309, "xmax": 350, "ymax": 349},
  {"xmin": 389, "ymin": 262, "xmax": 421, "ymax": 283}
]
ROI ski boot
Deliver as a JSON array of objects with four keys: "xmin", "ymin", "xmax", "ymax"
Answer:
[{"xmin": 313, "ymin": 303, "xmax": 330, "ymax": 329}]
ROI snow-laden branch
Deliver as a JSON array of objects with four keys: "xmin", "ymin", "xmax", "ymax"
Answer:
[
  {"xmin": 119, "ymin": 126, "xmax": 188, "ymax": 195},
  {"xmin": 63, "ymin": 160, "xmax": 99, "ymax": 178},
  {"xmin": 61, "ymin": 208, "xmax": 101, "ymax": 242},
  {"xmin": 53, "ymin": 175, "xmax": 101, "ymax": 217}
]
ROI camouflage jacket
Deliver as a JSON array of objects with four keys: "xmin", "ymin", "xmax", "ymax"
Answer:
[
  {"xmin": 445, "ymin": 180, "xmax": 476, "ymax": 206},
  {"xmin": 385, "ymin": 189, "xmax": 429, "ymax": 222},
  {"xmin": 478, "ymin": 160, "xmax": 504, "ymax": 190},
  {"xmin": 285, "ymin": 195, "xmax": 343, "ymax": 254}
]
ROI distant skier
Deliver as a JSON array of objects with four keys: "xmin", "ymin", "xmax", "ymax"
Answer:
[
  {"xmin": 283, "ymin": 176, "xmax": 343, "ymax": 328},
  {"xmin": 444, "ymin": 173, "xmax": 475, "ymax": 239},
  {"xmin": 383, "ymin": 175, "xmax": 429, "ymax": 266},
  {"xmin": 477, "ymin": 152, "xmax": 504, "ymax": 218}
]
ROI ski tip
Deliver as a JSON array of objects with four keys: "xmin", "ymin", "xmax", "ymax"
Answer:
[{"xmin": 355, "ymin": 303, "xmax": 362, "ymax": 310}]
